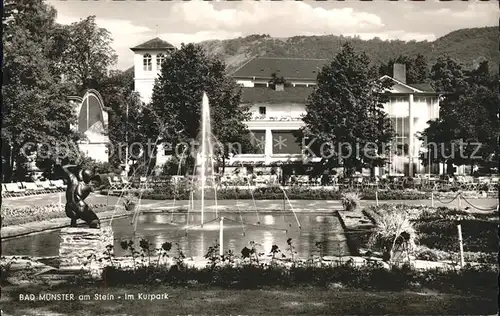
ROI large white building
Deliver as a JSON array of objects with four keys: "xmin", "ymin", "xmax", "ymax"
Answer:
[{"xmin": 130, "ymin": 38, "xmax": 446, "ymax": 176}]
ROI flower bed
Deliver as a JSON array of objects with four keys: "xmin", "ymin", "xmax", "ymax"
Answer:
[
  {"xmin": 1, "ymin": 203, "xmax": 111, "ymax": 227},
  {"xmin": 101, "ymin": 186, "xmax": 431, "ymax": 201},
  {"xmin": 93, "ymin": 238, "xmax": 497, "ymax": 294},
  {"xmin": 361, "ymin": 205, "xmax": 497, "ymax": 264}
]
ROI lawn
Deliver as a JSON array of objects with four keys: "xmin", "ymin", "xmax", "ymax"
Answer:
[{"xmin": 1, "ymin": 283, "xmax": 497, "ymax": 315}]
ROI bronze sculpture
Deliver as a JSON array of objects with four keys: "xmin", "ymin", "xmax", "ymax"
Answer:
[{"xmin": 62, "ymin": 164, "xmax": 101, "ymax": 228}]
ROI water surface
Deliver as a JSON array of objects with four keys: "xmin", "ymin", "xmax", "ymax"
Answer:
[{"xmin": 2, "ymin": 212, "xmax": 349, "ymax": 258}]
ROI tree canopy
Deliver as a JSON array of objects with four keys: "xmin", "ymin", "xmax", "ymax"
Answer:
[
  {"xmin": 101, "ymin": 69, "xmax": 148, "ymax": 174},
  {"xmin": 300, "ymin": 43, "xmax": 394, "ymax": 176},
  {"xmin": 419, "ymin": 57, "xmax": 499, "ymax": 174},
  {"xmin": 2, "ymin": 0, "xmax": 80, "ymax": 181},
  {"xmin": 59, "ymin": 15, "xmax": 117, "ymax": 92},
  {"xmin": 2, "ymin": 1, "xmax": 122, "ymax": 181},
  {"xmin": 379, "ymin": 54, "xmax": 429, "ymax": 84}
]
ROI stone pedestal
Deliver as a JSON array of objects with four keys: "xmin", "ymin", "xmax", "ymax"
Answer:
[{"xmin": 59, "ymin": 226, "xmax": 114, "ymax": 278}]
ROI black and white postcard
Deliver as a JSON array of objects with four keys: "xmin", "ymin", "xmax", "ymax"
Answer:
[{"xmin": 2, "ymin": 0, "xmax": 498, "ymax": 315}]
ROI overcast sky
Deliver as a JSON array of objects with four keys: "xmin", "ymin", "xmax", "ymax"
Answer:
[{"xmin": 48, "ymin": 0, "xmax": 498, "ymax": 70}]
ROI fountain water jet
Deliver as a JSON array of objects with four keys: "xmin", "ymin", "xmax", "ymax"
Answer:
[{"xmin": 199, "ymin": 92, "xmax": 213, "ymax": 228}]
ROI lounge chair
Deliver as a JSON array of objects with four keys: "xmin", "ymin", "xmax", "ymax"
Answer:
[
  {"xmin": 2, "ymin": 184, "xmax": 11, "ymax": 198},
  {"xmin": 23, "ymin": 182, "xmax": 45, "ymax": 195},
  {"xmin": 38, "ymin": 180, "xmax": 58, "ymax": 193},
  {"xmin": 50, "ymin": 179, "xmax": 67, "ymax": 191},
  {"xmin": 5, "ymin": 183, "xmax": 26, "ymax": 196}
]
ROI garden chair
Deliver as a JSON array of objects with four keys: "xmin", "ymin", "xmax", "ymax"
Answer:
[
  {"xmin": 4, "ymin": 183, "xmax": 26, "ymax": 197},
  {"xmin": 139, "ymin": 177, "xmax": 149, "ymax": 191},
  {"xmin": 412, "ymin": 178, "xmax": 422, "ymax": 190},
  {"xmin": 121, "ymin": 176, "xmax": 131, "ymax": 189},
  {"xmin": 488, "ymin": 177, "xmax": 498, "ymax": 192},
  {"xmin": 107, "ymin": 177, "xmax": 122, "ymax": 193},
  {"xmin": 255, "ymin": 176, "xmax": 268, "ymax": 186}
]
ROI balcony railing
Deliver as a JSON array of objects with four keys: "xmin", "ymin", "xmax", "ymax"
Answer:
[{"xmin": 251, "ymin": 114, "xmax": 303, "ymax": 121}]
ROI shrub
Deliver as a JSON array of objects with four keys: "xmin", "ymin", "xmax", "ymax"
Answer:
[
  {"xmin": 368, "ymin": 208, "xmax": 418, "ymax": 262},
  {"xmin": 122, "ymin": 194, "xmax": 139, "ymax": 212},
  {"xmin": 99, "ymin": 249, "xmax": 497, "ymax": 294},
  {"xmin": 364, "ymin": 204, "xmax": 497, "ymax": 264},
  {"xmin": 102, "ymin": 186, "xmax": 432, "ymax": 201},
  {"xmin": 341, "ymin": 192, "xmax": 361, "ymax": 211}
]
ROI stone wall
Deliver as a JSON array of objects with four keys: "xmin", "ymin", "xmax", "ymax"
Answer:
[{"xmin": 59, "ymin": 226, "xmax": 114, "ymax": 277}]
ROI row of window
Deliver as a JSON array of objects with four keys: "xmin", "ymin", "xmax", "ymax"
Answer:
[{"xmin": 143, "ymin": 53, "xmax": 166, "ymax": 71}]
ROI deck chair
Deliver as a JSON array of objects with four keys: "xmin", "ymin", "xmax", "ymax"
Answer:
[
  {"xmin": 488, "ymin": 177, "xmax": 499, "ymax": 192},
  {"xmin": 50, "ymin": 179, "xmax": 67, "ymax": 191},
  {"xmin": 33, "ymin": 181, "xmax": 50, "ymax": 194},
  {"xmin": 2, "ymin": 184, "xmax": 11, "ymax": 198},
  {"xmin": 38, "ymin": 180, "xmax": 58, "ymax": 193},
  {"xmin": 5, "ymin": 183, "xmax": 26, "ymax": 196},
  {"xmin": 23, "ymin": 182, "xmax": 45, "ymax": 195},
  {"xmin": 112, "ymin": 176, "xmax": 123, "ymax": 187}
]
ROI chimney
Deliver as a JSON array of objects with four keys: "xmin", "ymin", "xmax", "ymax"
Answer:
[
  {"xmin": 393, "ymin": 63, "xmax": 406, "ymax": 84},
  {"xmin": 274, "ymin": 83, "xmax": 284, "ymax": 91}
]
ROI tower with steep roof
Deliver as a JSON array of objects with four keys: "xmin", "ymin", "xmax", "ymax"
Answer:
[{"xmin": 130, "ymin": 37, "xmax": 176, "ymax": 104}]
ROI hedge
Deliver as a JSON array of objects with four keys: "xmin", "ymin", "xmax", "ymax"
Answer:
[
  {"xmin": 1, "ymin": 204, "xmax": 111, "ymax": 227},
  {"xmin": 360, "ymin": 205, "xmax": 497, "ymax": 264},
  {"xmin": 102, "ymin": 186, "xmax": 431, "ymax": 201},
  {"xmin": 95, "ymin": 238, "xmax": 497, "ymax": 294}
]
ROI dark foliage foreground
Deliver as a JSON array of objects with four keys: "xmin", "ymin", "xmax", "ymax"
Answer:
[
  {"xmin": 362, "ymin": 205, "xmax": 498, "ymax": 264},
  {"xmin": 94, "ymin": 238, "xmax": 497, "ymax": 294},
  {"xmin": 100, "ymin": 260, "xmax": 496, "ymax": 294}
]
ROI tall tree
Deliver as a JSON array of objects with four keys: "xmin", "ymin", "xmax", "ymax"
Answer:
[
  {"xmin": 2, "ymin": 0, "xmax": 80, "ymax": 181},
  {"xmin": 419, "ymin": 57, "xmax": 499, "ymax": 174},
  {"xmin": 300, "ymin": 43, "xmax": 393, "ymax": 177},
  {"xmin": 102, "ymin": 69, "xmax": 147, "ymax": 172},
  {"xmin": 412, "ymin": 54, "xmax": 429, "ymax": 83},
  {"xmin": 149, "ymin": 43, "xmax": 251, "ymax": 174},
  {"xmin": 60, "ymin": 15, "xmax": 118, "ymax": 92}
]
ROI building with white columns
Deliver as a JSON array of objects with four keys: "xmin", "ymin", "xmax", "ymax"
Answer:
[
  {"xmin": 228, "ymin": 57, "xmax": 443, "ymax": 176},
  {"xmin": 379, "ymin": 63, "xmax": 441, "ymax": 176}
]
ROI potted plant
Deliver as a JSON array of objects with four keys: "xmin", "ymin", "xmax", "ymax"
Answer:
[
  {"xmin": 123, "ymin": 194, "xmax": 139, "ymax": 212},
  {"xmin": 340, "ymin": 192, "xmax": 361, "ymax": 212}
]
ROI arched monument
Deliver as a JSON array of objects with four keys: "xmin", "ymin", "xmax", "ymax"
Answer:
[{"xmin": 68, "ymin": 90, "xmax": 109, "ymax": 162}]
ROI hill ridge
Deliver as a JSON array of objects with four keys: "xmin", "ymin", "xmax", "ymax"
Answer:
[{"xmin": 197, "ymin": 26, "xmax": 498, "ymax": 74}]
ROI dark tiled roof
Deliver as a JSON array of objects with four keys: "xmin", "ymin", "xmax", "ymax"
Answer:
[
  {"xmin": 232, "ymin": 57, "xmax": 328, "ymax": 80},
  {"xmin": 381, "ymin": 76, "xmax": 437, "ymax": 93},
  {"xmin": 409, "ymin": 83, "xmax": 435, "ymax": 92},
  {"xmin": 240, "ymin": 86, "xmax": 314, "ymax": 104},
  {"xmin": 130, "ymin": 37, "xmax": 176, "ymax": 51}
]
